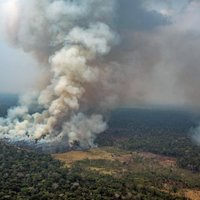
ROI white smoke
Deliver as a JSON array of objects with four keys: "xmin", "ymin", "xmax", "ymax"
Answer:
[{"xmin": 0, "ymin": 0, "xmax": 119, "ymax": 150}]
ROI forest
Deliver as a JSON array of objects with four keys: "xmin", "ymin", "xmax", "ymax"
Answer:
[
  {"xmin": 0, "ymin": 141, "xmax": 188, "ymax": 200},
  {"xmin": 1, "ymin": 95, "xmax": 200, "ymax": 199},
  {"xmin": 96, "ymin": 108, "xmax": 200, "ymax": 172}
]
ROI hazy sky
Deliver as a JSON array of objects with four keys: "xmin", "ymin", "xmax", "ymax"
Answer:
[
  {"xmin": 0, "ymin": 0, "xmax": 39, "ymax": 93},
  {"xmin": 0, "ymin": 0, "xmax": 196, "ymax": 95},
  {"xmin": 0, "ymin": 38, "xmax": 38, "ymax": 93}
]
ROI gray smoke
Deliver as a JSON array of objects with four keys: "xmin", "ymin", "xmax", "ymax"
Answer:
[
  {"xmin": 0, "ymin": 0, "xmax": 119, "ymax": 150},
  {"xmin": 1, "ymin": 0, "xmax": 200, "ymax": 149},
  {"xmin": 114, "ymin": 0, "xmax": 200, "ymax": 144}
]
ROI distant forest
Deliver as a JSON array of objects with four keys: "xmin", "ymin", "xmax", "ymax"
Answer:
[{"xmin": 96, "ymin": 108, "xmax": 200, "ymax": 172}]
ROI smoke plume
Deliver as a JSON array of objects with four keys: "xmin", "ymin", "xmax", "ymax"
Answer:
[
  {"xmin": 1, "ymin": 0, "xmax": 200, "ymax": 149},
  {"xmin": 0, "ymin": 0, "xmax": 119, "ymax": 151}
]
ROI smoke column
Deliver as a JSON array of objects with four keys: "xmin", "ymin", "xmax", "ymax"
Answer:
[
  {"xmin": 0, "ymin": 0, "xmax": 119, "ymax": 151},
  {"xmin": 2, "ymin": 0, "xmax": 200, "ymax": 149}
]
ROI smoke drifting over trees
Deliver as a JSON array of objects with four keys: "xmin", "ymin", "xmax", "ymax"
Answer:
[
  {"xmin": 0, "ymin": 0, "xmax": 118, "ymax": 150},
  {"xmin": 1, "ymin": 0, "xmax": 200, "ymax": 150}
]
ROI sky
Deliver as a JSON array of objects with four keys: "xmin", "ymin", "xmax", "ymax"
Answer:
[
  {"xmin": 0, "ymin": 0, "xmax": 39, "ymax": 93},
  {"xmin": 0, "ymin": 38, "xmax": 38, "ymax": 93}
]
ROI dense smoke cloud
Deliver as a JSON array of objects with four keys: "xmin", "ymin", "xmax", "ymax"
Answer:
[
  {"xmin": 116, "ymin": 0, "xmax": 200, "ymax": 144},
  {"xmin": 1, "ymin": 0, "xmax": 200, "ymax": 150},
  {"xmin": 117, "ymin": 0, "xmax": 169, "ymax": 31},
  {"xmin": 0, "ymin": 0, "xmax": 119, "ymax": 151},
  {"xmin": 113, "ymin": 0, "xmax": 200, "ymax": 107}
]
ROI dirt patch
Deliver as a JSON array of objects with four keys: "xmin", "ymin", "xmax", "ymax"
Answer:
[
  {"xmin": 138, "ymin": 152, "xmax": 177, "ymax": 168},
  {"xmin": 53, "ymin": 147, "xmax": 135, "ymax": 167},
  {"xmin": 53, "ymin": 148, "xmax": 177, "ymax": 169},
  {"xmin": 184, "ymin": 189, "xmax": 200, "ymax": 200},
  {"xmin": 52, "ymin": 148, "xmax": 115, "ymax": 167}
]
